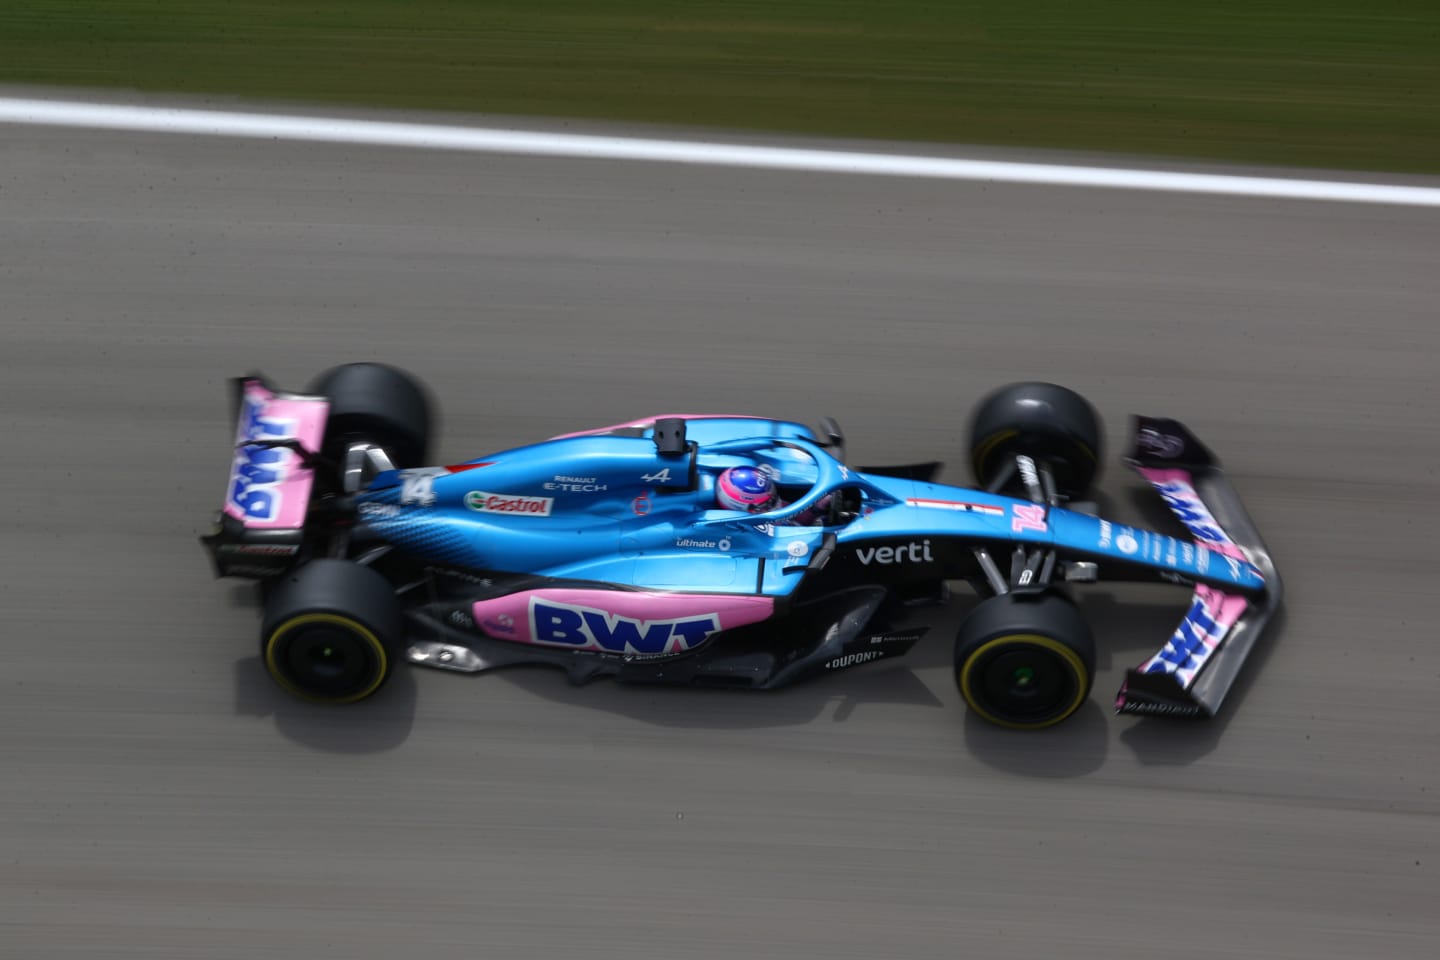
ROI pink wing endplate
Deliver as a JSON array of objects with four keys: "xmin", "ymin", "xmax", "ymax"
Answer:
[{"xmin": 221, "ymin": 380, "xmax": 329, "ymax": 530}]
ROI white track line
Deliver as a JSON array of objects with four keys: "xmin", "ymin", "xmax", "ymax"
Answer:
[{"xmin": 3, "ymin": 96, "xmax": 1439, "ymax": 207}]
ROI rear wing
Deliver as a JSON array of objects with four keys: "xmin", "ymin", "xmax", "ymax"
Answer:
[
  {"xmin": 199, "ymin": 376, "xmax": 330, "ymax": 578},
  {"xmin": 1115, "ymin": 417, "xmax": 1284, "ymax": 718}
]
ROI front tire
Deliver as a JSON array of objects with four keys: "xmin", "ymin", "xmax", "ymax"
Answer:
[
  {"xmin": 968, "ymin": 381, "xmax": 1103, "ymax": 500},
  {"xmin": 954, "ymin": 592, "xmax": 1094, "ymax": 730},
  {"xmin": 261, "ymin": 559, "xmax": 404, "ymax": 704}
]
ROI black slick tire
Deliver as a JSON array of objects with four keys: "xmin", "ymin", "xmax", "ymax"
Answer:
[
  {"xmin": 954, "ymin": 591, "xmax": 1095, "ymax": 730},
  {"xmin": 308, "ymin": 362, "xmax": 433, "ymax": 468},
  {"xmin": 968, "ymin": 381, "xmax": 1103, "ymax": 500},
  {"xmin": 260, "ymin": 559, "xmax": 404, "ymax": 705}
]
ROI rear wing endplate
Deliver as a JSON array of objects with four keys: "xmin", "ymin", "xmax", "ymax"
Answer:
[
  {"xmin": 199, "ymin": 375, "xmax": 330, "ymax": 578},
  {"xmin": 1115, "ymin": 416, "xmax": 1284, "ymax": 718}
]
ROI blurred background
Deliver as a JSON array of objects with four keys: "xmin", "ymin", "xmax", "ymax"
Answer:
[
  {"xmin": 3, "ymin": 0, "xmax": 1437, "ymax": 172},
  {"xmin": 2, "ymin": 4, "xmax": 1438, "ymax": 960}
]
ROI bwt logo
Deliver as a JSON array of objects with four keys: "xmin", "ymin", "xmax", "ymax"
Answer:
[
  {"xmin": 1155, "ymin": 480, "xmax": 1230, "ymax": 547},
  {"xmin": 531, "ymin": 599, "xmax": 720, "ymax": 655},
  {"xmin": 1146, "ymin": 596, "xmax": 1222, "ymax": 675},
  {"xmin": 228, "ymin": 398, "xmax": 296, "ymax": 522}
]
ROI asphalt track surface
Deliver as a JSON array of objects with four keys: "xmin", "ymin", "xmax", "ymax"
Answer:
[{"xmin": 3, "ymin": 101, "xmax": 1439, "ymax": 959}]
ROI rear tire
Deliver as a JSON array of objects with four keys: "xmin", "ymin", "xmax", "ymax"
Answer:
[
  {"xmin": 308, "ymin": 362, "xmax": 433, "ymax": 468},
  {"xmin": 261, "ymin": 559, "xmax": 404, "ymax": 705},
  {"xmin": 954, "ymin": 592, "xmax": 1094, "ymax": 730},
  {"xmin": 968, "ymin": 381, "xmax": 1103, "ymax": 500}
]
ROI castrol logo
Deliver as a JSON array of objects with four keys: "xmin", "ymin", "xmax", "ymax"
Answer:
[{"xmin": 464, "ymin": 491, "xmax": 555, "ymax": 516}]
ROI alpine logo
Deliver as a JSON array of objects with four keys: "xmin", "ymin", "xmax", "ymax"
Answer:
[
  {"xmin": 531, "ymin": 599, "xmax": 719, "ymax": 655},
  {"xmin": 464, "ymin": 491, "xmax": 554, "ymax": 516},
  {"xmin": 856, "ymin": 540, "xmax": 933, "ymax": 565},
  {"xmin": 228, "ymin": 398, "xmax": 297, "ymax": 523}
]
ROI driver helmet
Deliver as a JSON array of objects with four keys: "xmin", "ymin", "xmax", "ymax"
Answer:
[{"xmin": 716, "ymin": 466, "xmax": 776, "ymax": 513}]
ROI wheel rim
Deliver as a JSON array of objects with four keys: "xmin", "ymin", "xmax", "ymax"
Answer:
[
  {"xmin": 266, "ymin": 615, "xmax": 387, "ymax": 702},
  {"xmin": 963, "ymin": 636, "xmax": 1085, "ymax": 727}
]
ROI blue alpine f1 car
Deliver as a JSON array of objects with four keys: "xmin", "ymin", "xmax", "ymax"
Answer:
[{"xmin": 201, "ymin": 363, "xmax": 1283, "ymax": 730}]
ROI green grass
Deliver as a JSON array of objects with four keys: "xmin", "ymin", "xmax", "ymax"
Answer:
[{"xmin": 3, "ymin": 1, "xmax": 1438, "ymax": 173}]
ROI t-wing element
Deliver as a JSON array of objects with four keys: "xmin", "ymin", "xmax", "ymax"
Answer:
[{"xmin": 1115, "ymin": 416, "xmax": 1284, "ymax": 718}]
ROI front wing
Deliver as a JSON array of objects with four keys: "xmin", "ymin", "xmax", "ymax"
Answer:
[{"xmin": 1115, "ymin": 417, "xmax": 1284, "ymax": 718}]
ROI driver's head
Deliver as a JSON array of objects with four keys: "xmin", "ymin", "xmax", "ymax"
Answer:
[{"xmin": 716, "ymin": 466, "xmax": 776, "ymax": 513}]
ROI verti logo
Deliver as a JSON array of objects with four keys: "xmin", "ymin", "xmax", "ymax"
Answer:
[{"xmin": 856, "ymin": 540, "xmax": 933, "ymax": 565}]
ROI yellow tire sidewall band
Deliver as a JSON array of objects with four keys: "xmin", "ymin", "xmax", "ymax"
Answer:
[
  {"xmin": 959, "ymin": 633, "xmax": 1089, "ymax": 730},
  {"xmin": 264, "ymin": 613, "xmax": 389, "ymax": 705},
  {"xmin": 974, "ymin": 429, "xmax": 1097, "ymax": 475}
]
